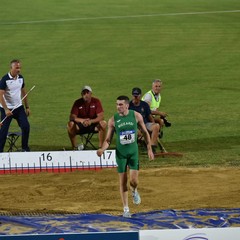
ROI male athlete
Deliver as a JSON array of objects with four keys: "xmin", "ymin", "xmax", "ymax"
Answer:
[{"xmin": 97, "ymin": 95, "xmax": 154, "ymax": 218}]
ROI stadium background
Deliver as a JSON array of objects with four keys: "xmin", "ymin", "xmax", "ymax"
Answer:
[{"xmin": 0, "ymin": 0, "xmax": 239, "ymax": 234}]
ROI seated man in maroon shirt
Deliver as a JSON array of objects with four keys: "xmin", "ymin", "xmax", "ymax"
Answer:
[{"xmin": 67, "ymin": 85, "xmax": 106, "ymax": 150}]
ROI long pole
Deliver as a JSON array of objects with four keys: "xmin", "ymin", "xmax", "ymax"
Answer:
[{"xmin": 0, "ymin": 85, "xmax": 36, "ymax": 125}]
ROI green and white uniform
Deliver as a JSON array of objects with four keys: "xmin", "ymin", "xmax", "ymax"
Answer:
[{"xmin": 114, "ymin": 110, "xmax": 139, "ymax": 173}]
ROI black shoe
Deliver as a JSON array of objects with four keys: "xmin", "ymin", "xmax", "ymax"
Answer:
[
  {"xmin": 163, "ymin": 118, "xmax": 171, "ymax": 127},
  {"xmin": 22, "ymin": 146, "xmax": 30, "ymax": 152},
  {"xmin": 21, "ymin": 148, "xmax": 30, "ymax": 152}
]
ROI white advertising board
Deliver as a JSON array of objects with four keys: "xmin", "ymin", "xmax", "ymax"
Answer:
[{"xmin": 140, "ymin": 227, "xmax": 240, "ymax": 240}]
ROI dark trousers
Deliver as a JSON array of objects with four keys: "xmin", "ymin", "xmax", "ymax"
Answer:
[{"xmin": 0, "ymin": 106, "xmax": 30, "ymax": 152}]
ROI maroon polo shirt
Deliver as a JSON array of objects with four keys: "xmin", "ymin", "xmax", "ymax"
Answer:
[{"xmin": 70, "ymin": 97, "xmax": 103, "ymax": 119}]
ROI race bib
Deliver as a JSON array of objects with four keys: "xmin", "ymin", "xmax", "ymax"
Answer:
[{"xmin": 119, "ymin": 130, "xmax": 135, "ymax": 145}]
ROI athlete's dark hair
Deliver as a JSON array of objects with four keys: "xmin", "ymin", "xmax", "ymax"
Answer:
[{"xmin": 117, "ymin": 95, "xmax": 129, "ymax": 104}]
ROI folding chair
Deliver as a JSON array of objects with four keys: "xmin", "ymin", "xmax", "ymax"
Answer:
[
  {"xmin": 79, "ymin": 130, "xmax": 98, "ymax": 150},
  {"xmin": 137, "ymin": 127, "xmax": 167, "ymax": 153},
  {"xmin": 7, "ymin": 132, "xmax": 22, "ymax": 152}
]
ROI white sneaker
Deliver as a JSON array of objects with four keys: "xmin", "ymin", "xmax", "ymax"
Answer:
[
  {"xmin": 123, "ymin": 207, "xmax": 131, "ymax": 218},
  {"xmin": 132, "ymin": 190, "xmax": 141, "ymax": 205},
  {"xmin": 123, "ymin": 211, "xmax": 131, "ymax": 218}
]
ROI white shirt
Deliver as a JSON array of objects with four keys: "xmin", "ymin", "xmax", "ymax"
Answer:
[{"xmin": 0, "ymin": 73, "xmax": 24, "ymax": 109}]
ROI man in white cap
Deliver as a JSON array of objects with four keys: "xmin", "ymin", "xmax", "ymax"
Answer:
[{"xmin": 67, "ymin": 85, "xmax": 106, "ymax": 149}]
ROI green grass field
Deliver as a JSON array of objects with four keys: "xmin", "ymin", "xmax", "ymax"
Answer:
[{"xmin": 0, "ymin": 0, "xmax": 239, "ymax": 166}]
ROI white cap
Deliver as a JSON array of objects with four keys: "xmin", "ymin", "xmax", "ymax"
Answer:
[{"xmin": 81, "ymin": 85, "xmax": 92, "ymax": 92}]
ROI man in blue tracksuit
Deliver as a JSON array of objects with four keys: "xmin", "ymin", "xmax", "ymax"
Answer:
[{"xmin": 0, "ymin": 59, "xmax": 31, "ymax": 152}]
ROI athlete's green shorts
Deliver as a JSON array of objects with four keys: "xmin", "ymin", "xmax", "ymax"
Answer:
[{"xmin": 116, "ymin": 150, "xmax": 139, "ymax": 173}]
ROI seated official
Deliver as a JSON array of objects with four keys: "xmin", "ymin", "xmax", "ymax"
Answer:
[
  {"xmin": 129, "ymin": 87, "xmax": 160, "ymax": 153},
  {"xmin": 142, "ymin": 79, "xmax": 171, "ymax": 128},
  {"xmin": 67, "ymin": 85, "xmax": 106, "ymax": 150}
]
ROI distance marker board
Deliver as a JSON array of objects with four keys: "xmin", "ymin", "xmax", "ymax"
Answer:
[{"xmin": 0, "ymin": 150, "xmax": 116, "ymax": 174}]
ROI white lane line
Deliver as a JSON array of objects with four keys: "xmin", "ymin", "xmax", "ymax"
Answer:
[{"xmin": 1, "ymin": 10, "xmax": 240, "ymax": 25}]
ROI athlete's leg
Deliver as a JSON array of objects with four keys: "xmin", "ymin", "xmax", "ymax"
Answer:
[
  {"xmin": 129, "ymin": 169, "xmax": 141, "ymax": 205},
  {"xmin": 119, "ymin": 172, "xmax": 128, "ymax": 208},
  {"xmin": 129, "ymin": 169, "xmax": 139, "ymax": 190}
]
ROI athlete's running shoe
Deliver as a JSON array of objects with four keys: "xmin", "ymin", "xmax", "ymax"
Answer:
[
  {"xmin": 123, "ymin": 207, "xmax": 131, "ymax": 218},
  {"xmin": 132, "ymin": 190, "xmax": 141, "ymax": 205},
  {"xmin": 123, "ymin": 211, "xmax": 131, "ymax": 218}
]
